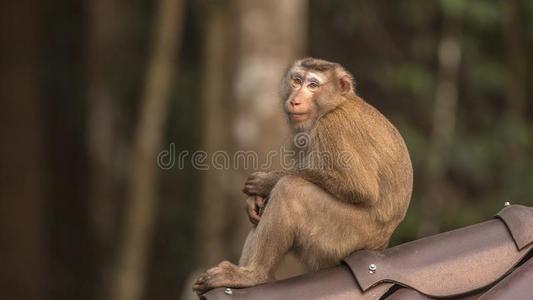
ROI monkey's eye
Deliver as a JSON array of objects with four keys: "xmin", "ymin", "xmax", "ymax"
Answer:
[
  {"xmin": 291, "ymin": 77, "xmax": 303, "ymax": 88},
  {"xmin": 307, "ymin": 82, "xmax": 319, "ymax": 91}
]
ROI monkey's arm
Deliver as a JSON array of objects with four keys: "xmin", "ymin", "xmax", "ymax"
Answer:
[
  {"xmin": 243, "ymin": 162, "xmax": 379, "ymax": 206},
  {"xmin": 296, "ymin": 168, "xmax": 377, "ymax": 207},
  {"xmin": 243, "ymin": 170, "xmax": 289, "ymax": 197},
  {"xmin": 296, "ymin": 133, "xmax": 381, "ymax": 206}
]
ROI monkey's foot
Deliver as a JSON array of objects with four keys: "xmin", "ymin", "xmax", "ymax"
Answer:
[{"xmin": 192, "ymin": 261, "xmax": 269, "ymax": 295}]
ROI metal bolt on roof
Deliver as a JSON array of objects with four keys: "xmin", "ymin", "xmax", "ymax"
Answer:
[{"xmin": 368, "ymin": 264, "xmax": 377, "ymax": 274}]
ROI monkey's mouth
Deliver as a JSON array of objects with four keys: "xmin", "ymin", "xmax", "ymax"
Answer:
[{"xmin": 288, "ymin": 113, "xmax": 308, "ymax": 121}]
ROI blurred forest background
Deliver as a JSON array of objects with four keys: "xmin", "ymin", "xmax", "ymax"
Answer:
[{"xmin": 1, "ymin": 0, "xmax": 532, "ymax": 299}]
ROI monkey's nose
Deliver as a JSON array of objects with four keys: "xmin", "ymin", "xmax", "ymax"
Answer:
[{"xmin": 290, "ymin": 99, "xmax": 301, "ymax": 106}]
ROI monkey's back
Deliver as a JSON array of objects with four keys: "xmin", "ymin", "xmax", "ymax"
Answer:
[
  {"xmin": 321, "ymin": 97, "xmax": 413, "ymax": 232},
  {"xmin": 351, "ymin": 97, "xmax": 412, "ymax": 225}
]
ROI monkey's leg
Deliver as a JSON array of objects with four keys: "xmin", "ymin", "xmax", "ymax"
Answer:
[
  {"xmin": 193, "ymin": 175, "xmax": 374, "ymax": 294},
  {"xmin": 242, "ymin": 175, "xmax": 381, "ymax": 270},
  {"xmin": 238, "ymin": 228, "xmax": 256, "ymax": 266},
  {"xmin": 193, "ymin": 177, "xmax": 300, "ymax": 294}
]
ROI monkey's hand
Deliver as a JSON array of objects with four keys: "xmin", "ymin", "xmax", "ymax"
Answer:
[
  {"xmin": 243, "ymin": 171, "xmax": 278, "ymax": 197},
  {"xmin": 246, "ymin": 195, "xmax": 267, "ymax": 225}
]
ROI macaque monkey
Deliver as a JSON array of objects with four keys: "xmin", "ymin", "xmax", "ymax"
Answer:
[{"xmin": 193, "ymin": 58, "xmax": 413, "ymax": 294}]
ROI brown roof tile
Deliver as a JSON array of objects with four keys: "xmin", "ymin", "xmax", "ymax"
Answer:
[{"xmin": 201, "ymin": 205, "xmax": 533, "ymax": 299}]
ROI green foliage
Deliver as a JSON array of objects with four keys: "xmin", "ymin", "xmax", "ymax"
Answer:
[
  {"xmin": 465, "ymin": 0, "xmax": 500, "ymax": 28},
  {"xmin": 466, "ymin": 59, "xmax": 506, "ymax": 95},
  {"xmin": 440, "ymin": 0, "xmax": 466, "ymax": 17},
  {"xmin": 379, "ymin": 64, "xmax": 434, "ymax": 98}
]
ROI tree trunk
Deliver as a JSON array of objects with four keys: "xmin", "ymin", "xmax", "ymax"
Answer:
[
  {"xmin": 197, "ymin": 2, "xmax": 236, "ymax": 267},
  {"xmin": 110, "ymin": 1, "xmax": 185, "ymax": 300},
  {"xmin": 500, "ymin": 0, "xmax": 527, "ymax": 118},
  {"xmin": 230, "ymin": 0, "xmax": 308, "ymax": 278},
  {"xmin": 187, "ymin": 3, "xmax": 308, "ymax": 296},
  {"xmin": 0, "ymin": 1, "xmax": 47, "ymax": 299},
  {"xmin": 85, "ymin": 1, "xmax": 121, "ymax": 298},
  {"xmin": 187, "ymin": 3, "xmax": 309, "ymax": 294},
  {"xmin": 86, "ymin": 0, "xmax": 119, "ymax": 248},
  {"xmin": 180, "ymin": 6, "xmax": 238, "ymax": 300},
  {"xmin": 500, "ymin": 0, "xmax": 528, "ymax": 201},
  {"xmin": 418, "ymin": 10, "xmax": 463, "ymax": 237}
]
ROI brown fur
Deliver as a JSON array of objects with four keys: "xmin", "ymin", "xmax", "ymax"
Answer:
[{"xmin": 193, "ymin": 58, "xmax": 413, "ymax": 295}]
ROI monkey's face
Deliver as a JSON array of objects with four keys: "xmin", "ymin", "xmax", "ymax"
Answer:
[
  {"xmin": 283, "ymin": 66, "xmax": 346, "ymax": 131},
  {"xmin": 283, "ymin": 68, "xmax": 323, "ymax": 130}
]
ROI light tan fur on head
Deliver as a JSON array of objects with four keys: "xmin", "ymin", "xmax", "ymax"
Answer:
[{"xmin": 280, "ymin": 57, "xmax": 357, "ymax": 132}]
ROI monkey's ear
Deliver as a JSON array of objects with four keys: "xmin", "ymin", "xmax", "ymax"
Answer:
[{"xmin": 339, "ymin": 75, "xmax": 353, "ymax": 95}]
